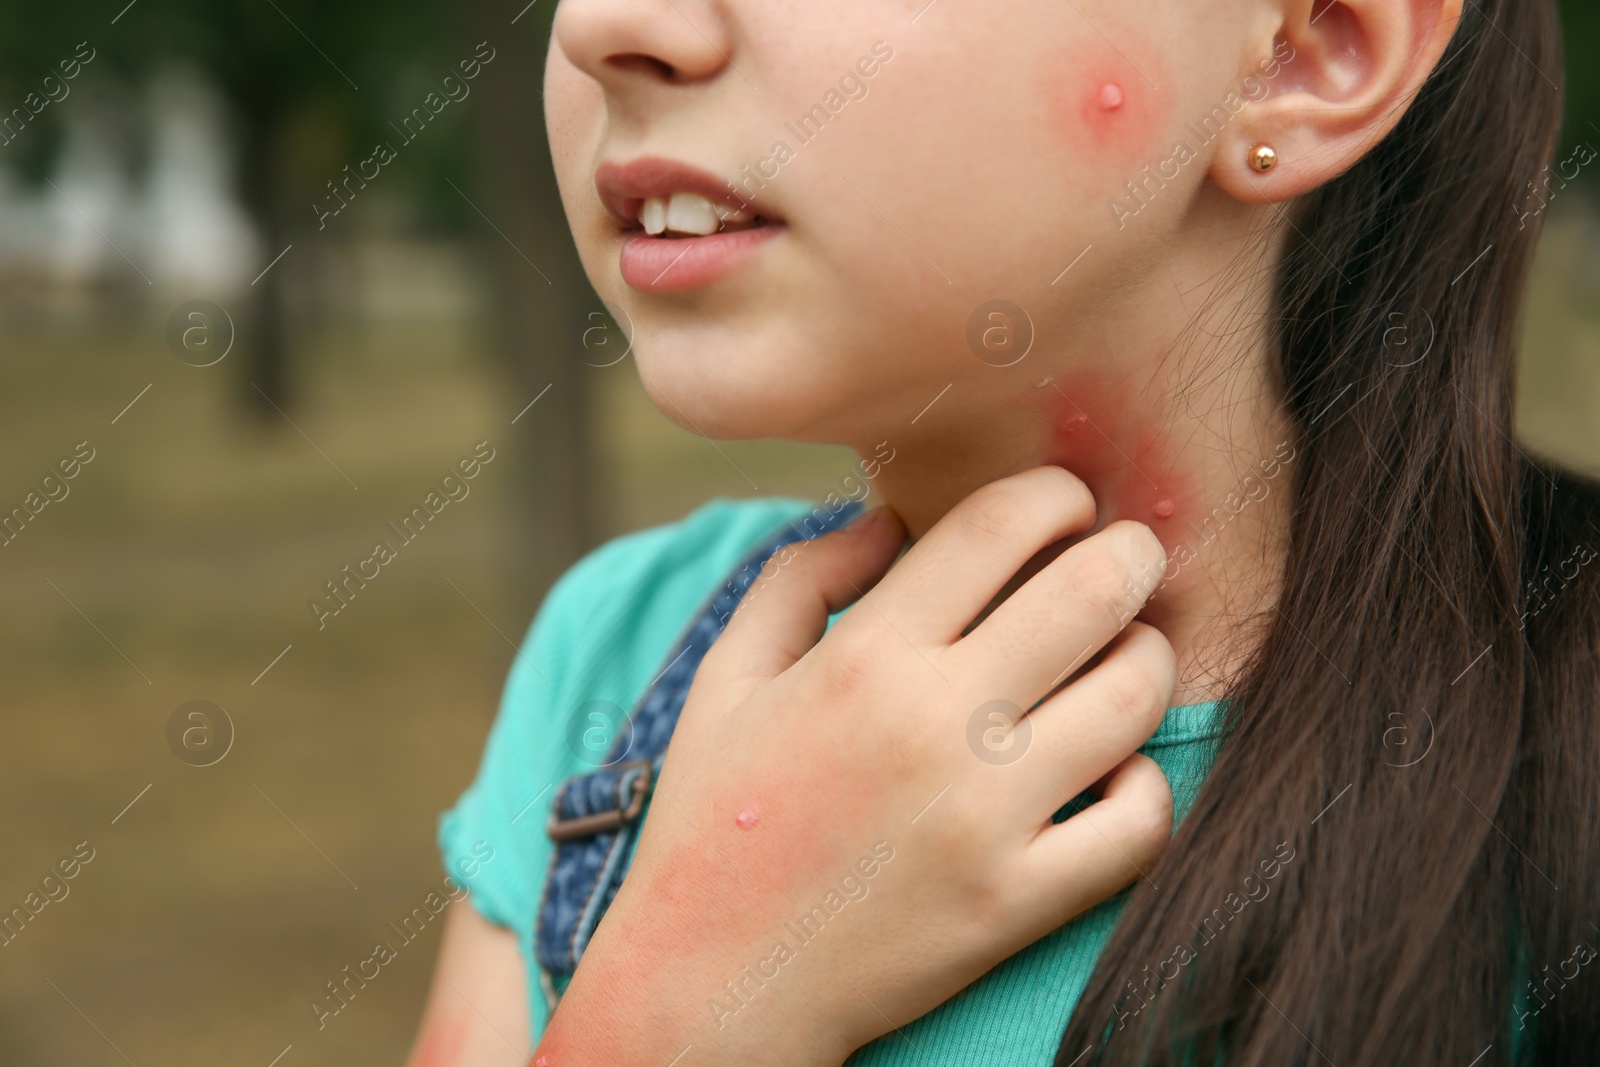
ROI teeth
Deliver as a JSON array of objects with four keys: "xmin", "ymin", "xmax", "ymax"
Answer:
[
  {"xmin": 638, "ymin": 192, "xmax": 755, "ymax": 236},
  {"xmin": 666, "ymin": 192, "xmax": 722, "ymax": 236},
  {"xmin": 641, "ymin": 198, "xmax": 667, "ymax": 235}
]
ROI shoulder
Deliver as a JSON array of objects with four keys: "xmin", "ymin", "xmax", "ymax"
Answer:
[
  {"xmin": 504, "ymin": 494, "xmax": 825, "ymax": 753},
  {"xmin": 438, "ymin": 496, "xmax": 816, "ymax": 935},
  {"xmin": 569, "ymin": 495, "xmax": 820, "ymax": 605},
  {"xmin": 531, "ymin": 496, "xmax": 820, "ymax": 685}
]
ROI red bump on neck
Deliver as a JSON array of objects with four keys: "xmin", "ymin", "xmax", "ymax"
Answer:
[{"xmin": 1098, "ymin": 82, "xmax": 1125, "ymax": 111}]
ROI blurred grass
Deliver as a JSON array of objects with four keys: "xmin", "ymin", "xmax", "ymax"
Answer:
[
  {"xmin": 0, "ymin": 208, "xmax": 1594, "ymax": 1065},
  {"xmin": 0, "ymin": 302, "xmax": 850, "ymax": 1065},
  {"xmin": 1518, "ymin": 209, "xmax": 1600, "ymax": 472}
]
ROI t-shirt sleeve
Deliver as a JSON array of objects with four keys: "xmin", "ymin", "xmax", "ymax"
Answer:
[
  {"xmin": 435, "ymin": 496, "xmax": 819, "ymax": 971},
  {"xmin": 435, "ymin": 544, "xmax": 595, "ymax": 933}
]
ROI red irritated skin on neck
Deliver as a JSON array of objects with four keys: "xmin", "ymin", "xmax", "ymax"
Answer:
[{"xmin": 1034, "ymin": 371, "xmax": 1197, "ymax": 550}]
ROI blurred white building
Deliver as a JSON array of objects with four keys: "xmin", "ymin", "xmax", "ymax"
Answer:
[
  {"xmin": 0, "ymin": 67, "xmax": 485, "ymax": 327},
  {"xmin": 142, "ymin": 71, "xmax": 261, "ymax": 291},
  {"xmin": 0, "ymin": 69, "xmax": 258, "ymax": 305}
]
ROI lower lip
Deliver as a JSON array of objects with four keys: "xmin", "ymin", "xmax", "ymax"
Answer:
[{"xmin": 618, "ymin": 226, "xmax": 783, "ymax": 292}]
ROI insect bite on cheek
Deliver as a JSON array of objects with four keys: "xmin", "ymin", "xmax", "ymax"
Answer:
[
  {"xmin": 1046, "ymin": 48, "xmax": 1171, "ymax": 160},
  {"xmin": 1078, "ymin": 74, "xmax": 1152, "ymax": 151}
]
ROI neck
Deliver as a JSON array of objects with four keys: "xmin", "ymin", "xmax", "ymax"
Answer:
[{"xmin": 849, "ymin": 216, "xmax": 1297, "ymax": 705}]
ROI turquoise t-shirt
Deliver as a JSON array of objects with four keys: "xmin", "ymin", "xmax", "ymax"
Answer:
[{"xmin": 438, "ymin": 497, "xmax": 1227, "ymax": 1064}]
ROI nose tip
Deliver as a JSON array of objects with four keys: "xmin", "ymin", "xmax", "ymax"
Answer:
[{"xmin": 554, "ymin": 0, "xmax": 733, "ymax": 88}]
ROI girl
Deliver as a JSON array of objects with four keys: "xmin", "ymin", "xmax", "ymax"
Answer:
[{"xmin": 411, "ymin": 0, "xmax": 1600, "ymax": 1063}]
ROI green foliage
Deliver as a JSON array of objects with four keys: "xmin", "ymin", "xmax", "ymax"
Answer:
[
  {"xmin": 1559, "ymin": 0, "xmax": 1600, "ymax": 150},
  {"xmin": 0, "ymin": 0, "xmax": 481, "ymax": 229}
]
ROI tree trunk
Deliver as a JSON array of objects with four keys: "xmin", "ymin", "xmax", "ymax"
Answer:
[
  {"xmin": 235, "ymin": 97, "xmax": 293, "ymax": 420},
  {"xmin": 233, "ymin": 94, "xmax": 292, "ymax": 422}
]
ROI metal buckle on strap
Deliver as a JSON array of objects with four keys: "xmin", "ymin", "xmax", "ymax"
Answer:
[{"xmin": 545, "ymin": 759, "xmax": 654, "ymax": 843}]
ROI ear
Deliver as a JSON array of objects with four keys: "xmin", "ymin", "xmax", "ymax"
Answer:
[{"xmin": 1211, "ymin": 0, "xmax": 1464, "ymax": 203}]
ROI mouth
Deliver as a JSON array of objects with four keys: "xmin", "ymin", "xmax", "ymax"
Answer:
[{"xmin": 596, "ymin": 157, "xmax": 786, "ymax": 292}]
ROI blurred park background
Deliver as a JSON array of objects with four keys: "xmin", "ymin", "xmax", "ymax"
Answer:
[{"xmin": 0, "ymin": 2, "xmax": 1597, "ymax": 1065}]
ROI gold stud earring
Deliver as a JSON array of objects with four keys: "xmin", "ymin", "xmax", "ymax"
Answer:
[{"xmin": 1248, "ymin": 144, "xmax": 1279, "ymax": 173}]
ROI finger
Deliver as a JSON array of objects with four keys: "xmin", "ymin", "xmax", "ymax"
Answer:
[
  {"xmin": 1016, "ymin": 753, "xmax": 1173, "ymax": 931},
  {"xmin": 1017, "ymin": 621, "xmax": 1177, "ymax": 812},
  {"xmin": 951, "ymin": 520, "xmax": 1167, "ymax": 706},
  {"xmin": 699, "ymin": 506, "xmax": 907, "ymax": 703},
  {"xmin": 866, "ymin": 466, "xmax": 1098, "ymax": 644}
]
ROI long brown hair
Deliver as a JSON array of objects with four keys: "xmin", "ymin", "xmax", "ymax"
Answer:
[{"xmin": 1060, "ymin": 2, "xmax": 1600, "ymax": 1063}]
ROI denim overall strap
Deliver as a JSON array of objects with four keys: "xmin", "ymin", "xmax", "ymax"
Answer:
[{"xmin": 533, "ymin": 499, "xmax": 866, "ymax": 992}]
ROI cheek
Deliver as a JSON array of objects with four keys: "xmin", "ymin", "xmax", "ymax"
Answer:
[
  {"xmin": 1040, "ymin": 41, "xmax": 1173, "ymax": 163},
  {"xmin": 544, "ymin": 56, "xmax": 605, "ymax": 180}
]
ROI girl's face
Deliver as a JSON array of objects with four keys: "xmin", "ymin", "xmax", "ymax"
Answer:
[{"xmin": 547, "ymin": 0, "xmax": 1272, "ymax": 450}]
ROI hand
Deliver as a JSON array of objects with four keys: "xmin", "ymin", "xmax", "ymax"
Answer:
[{"xmin": 534, "ymin": 466, "xmax": 1178, "ymax": 1067}]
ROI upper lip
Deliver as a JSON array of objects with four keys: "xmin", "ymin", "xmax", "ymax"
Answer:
[{"xmin": 595, "ymin": 156, "xmax": 776, "ymax": 229}]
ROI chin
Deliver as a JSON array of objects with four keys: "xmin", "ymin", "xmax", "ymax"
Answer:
[{"xmin": 632, "ymin": 335, "xmax": 830, "ymax": 443}]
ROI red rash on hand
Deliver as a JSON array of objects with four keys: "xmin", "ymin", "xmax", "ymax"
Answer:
[
  {"xmin": 539, "ymin": 764, "xmax": 886, "ymax": 1056},
  {"xmin": 409, "ymin": 1012, "xmax": 468, "ymax": 1067},
  {"xmin": 612, "ymin": 759, "xmax": 884, "ymax": 965}
]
